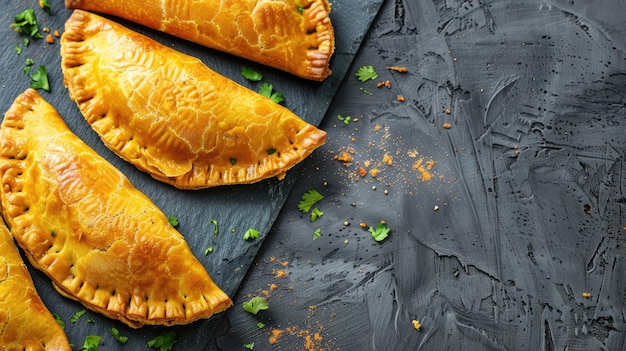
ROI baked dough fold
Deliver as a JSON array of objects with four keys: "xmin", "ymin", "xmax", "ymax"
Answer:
[
  {"xmin": 65, "ymin": 0, "xmax": 335, "ymax": 81},
  {"xmin": 61, "ymin": 10, "xmax": 327, "ymax": 190},
  {"xmin": 0, "ymin": 89, "xmax": 232, "ymax": 328},
  {"xmin": 0, "ymin": 223, "xmax": 71, "ymax": 350}
]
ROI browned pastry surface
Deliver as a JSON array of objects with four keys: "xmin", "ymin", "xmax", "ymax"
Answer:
[
  {"xmin": 0, "ymin": 89, "xmax": 233, "ymax": 328},
  {"xmin": 65, "ymin": 0, "xmax": 334, "ymax": 81},
  {"xmin": 61, "ymin": 10, "xmax": 326, "ymax": 189},
  {"xmin": 0, "ymin": 223, "xmax": 71, "ymax": 350}
]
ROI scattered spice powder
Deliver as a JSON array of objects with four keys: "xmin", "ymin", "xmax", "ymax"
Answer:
[
  {"xmin": 412, "ymin": 157, "xmax": 436, "ymax": 181},
  {"xmin": 358, "ymin": 167, "xmax": 367, "ymax": 177},
  {"xmin": 269, "ymin": 328, "xmax": 284, "ymax": 344}
]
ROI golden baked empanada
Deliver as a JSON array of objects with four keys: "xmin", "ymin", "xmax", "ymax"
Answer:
[
  {"xmin": 0, "ymin": 223, "xmax": 71, "ymax": 350},
  {"xmin": 0, "ymin": 89, "xmax": 232, "ymax": 328},
  {"xmin": 65, "ymin": 0, "xmax": 334, "ymax": 81},
  {"xmin": 61, "ymin": 10, "xmax": 326, "ymax": 190}
]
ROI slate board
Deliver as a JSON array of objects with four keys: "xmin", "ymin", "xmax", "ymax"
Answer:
[
  {"xmin": 215, "ymin": 0, "xmax": 626, "ymax": 350},
  {"xmin": 0, "ymin": 0, "xmax": 383, "ymax": 349}
]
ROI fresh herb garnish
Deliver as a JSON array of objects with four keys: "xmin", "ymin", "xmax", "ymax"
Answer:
[
  {"xmin": 53, "ymin": 313, "xmax": 65, "ymax": 329},
  {"xmin": 257, "ymin": 322, "xmax": 266, "ymax": 329},
  {"xmin": 110, "ymin": 327, "xmax": 129, "ymax": 344},
  {"xmin": 15, "ymin": 46, "xmax": 22, "ymax": 55},
  {"xmin": 30, "ymin": 65, "xmax": 49, "ymax": 91},
  {"xmin": 147, "ymin": 331, "xmax": 179, "ymax": 351},
  {"xmin": 70, "ymin": 309, "xmax": 87, "ymax": 323},
  {"xmin": 241, "ymin": 66, "xmax": 264, "ymax": 81},
  {"xmin": 39, "ymin": 0, "xmax": 52, "ymax": 14},
  {"xmin": 78, "ymin": 335, "xmax": 101, "ymax": 351},
  {"xmin": 298, "ymin": 189, "xmax": 324, "ymax": 213},
  {"xmin": 266, "ymin": 148, "xmax": 277, "ymax": 155},
  {"xmin": 230, "ymin": 158, "xmax": 237, "ymax": 165},
  {"xmin": 11, "ymin": 9, "xmax": 43, "ymax": 39},
  {"xmin": 313, "ymin": 228, "xmax": 322, "ymax": 240},
  {"xmin": 244, "ymin": 342, "xmax": 255, "ymax": 349},
  {"xmin": 369, "ymin": 222, "xmax": 391, "ymax": 242},
  {"xmin": 243, "ymin": 228, "xmax": 260, "ymax": 241},
  {"xmin": 168, "ymin": 215, "xmax": 179, "ymax": 227},
  {"xmin": 24, "ymin": 58, "xmax": 34, "ymax": 75},
  {"xmin": 310, "ymin": 207, "xmax": 324, "ymax": 222},
  {"xmin": 258, "ymin": 82, "xmax": 285, "ymax": 104},
  {"xmin": 356, "ymin": 65, "xmax": 378, "ymax": 82},
  {"xmin": 242, "ymin": 296, "xmax": 269, "ymax": 315},
  {"xmin": 210, "ymin": 219, "xmax": 219, "ymax": 236},
  {"xmin": 204, "ymin": 247, "xmax": 213, "ymax": 255},
  {"xmin": 337, "ymin": 114, "xmax": 351, "ymax": 125}
]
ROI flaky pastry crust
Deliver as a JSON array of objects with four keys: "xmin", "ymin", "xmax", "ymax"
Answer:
[
  {"xmin": 0, "ymin": 223, "xmax": 71, "ymax": 350},
  {"xmin": 65, "ymin": 0, "xmax": 335, "ymax": 81},
  {"xmin": 0, "ymin": 89, "xmax": 232, "ymax": 328},
  {"xmin": 61, "ymin": 10, "xmax": 326, "ymax": 190}
]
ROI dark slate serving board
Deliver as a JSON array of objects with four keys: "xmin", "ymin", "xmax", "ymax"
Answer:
[
  {"xmin": 0, "ymin": 0, "xmax": 383, "ymax": 349},
  {"xmin": 215, "ymin": 0, "xmax": 626, "ymax": 350}
]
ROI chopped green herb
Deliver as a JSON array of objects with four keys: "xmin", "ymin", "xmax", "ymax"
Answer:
[
  {"xmin": 204, "ymin": 247, "xmax": 213, "ymax": 255},
  {"xmin": 369, "ymin": 222, "xmax": 391, "ymax": 242},
  {"xmin": 241, "ymin": 66, "xmax": 264, "ymax": 81},
  {"xmin": 15, "ymin": 46, "xmax": 22, "ymax": 55},
  {"xmin": 53, "ymin": 313, "xmax": 65, "ymax": 329},
  {"xmin": 110, "ymin": 327, "xmax": 128, "ymax": 344},
  {"xmin": 86, "ymin": 317, "xmax": 95, "ymax": 323},
  {"xmin": 78, "ymin": 335, "xmax": 101, "ymax": 351},
  {"xmin": 50, "ymin": 230, "xmax": 55, "ymax": 237},
  {"xmin": 168, "ymin": 215, "xmax": 179, "ymax": 227},
  {"xmin": 230, "ymin": 158, "xmax": 237, "ymax": 165},
  {"xmin": 244, "ymin": 342, "xmax": 255, "ymax": 349},
  {"xmin": 11, "ymin": 9, "xmax": 43, "ymax": 39},
  {"xmin": 257, "ymin": 322, "xmax": 266, "ymax": 329},
  {"xmin": 24, "ymin": 58, "xmax": 35, "ymax": 75},
  {"xmin": 39, "ymin": 0, "xmax": 52, "ymax": 14},
  {"xmin": 337, "ymin": 114, "xmax": 351, "ymax": 125},
  {"xmin": 147, "ymin": 331, "xmax": 179, "ymax": 351},
  {"xmin": 258, "ymin": 82, "xmax": 285, "ymax": 104},
  {"xmin": 210, "ymin": 218, "xmax": 219, "ymax": 236},
  {"xmin": 30, "ymin": 65, "xmax": 49, "ymax": 91},
  {"xmin": 359, "ymin": 87, "xmax": 372, "ymax": 95},
  {"xmin": 266, "ymin": 148, "xmax": 277, "ymax": 155},
  {"xmin": 24, "ymin": 38, "xmax": 30, "ymax": 47},
  {"xmin": 310, "ymin": 207, "xmax": 324, "ymax": 222},
  {"xmin": 242, "ymin": 296, "xmax": 269, "ymax": 315},
  {"xmin": 298, "ymin": 189, "xmax": 324, "ymax": 213},
  {"xmin": 313, "ymin": 228, "xmax": 322, "ymax": 240},
  {"xmin": 243, "ymin": 228, "xmax": 260, "ymax": 241},
  {"xmin": 356, "ymin": 65, "xmax": 378, "ymax": 82},
  {"xmin": 297, "ymin": 6, "xmax": 303, "ymax": 14},
  {"xmin": 70, "ymin": 309, "xmax": 87, "ymax": 323}
]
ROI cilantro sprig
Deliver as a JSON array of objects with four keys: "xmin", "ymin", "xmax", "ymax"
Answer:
[
  {"xmin": 356, "ymin": 65, "xmax": 378, "ymax": 82},
  {"xmin": 78, "ymin": 335, "xmax": 101, "ymax": 351},
  {"xmin": 110, "ymin": 327, "xmax": 129, "ymax": 344},
  {"xmin": 259, "ymin": 82, "xmax": 285, "ymax": 104},
  {"xmin": 241, "ymin": 66, "xmax": 264, "ymax": 81},
  {"xmin": 298, "ymin": 189, "xmax": 324, "ymax": 214},
  {"xmin": 243, "ymin": 228, "xmax": 260, "ymax": 241},
  {"xmin": 29, "ymin": 65, "xmax": 49, "ymax": 91},
  {"xmin": 11, "ymin": 9, "xmax": 43, "ymax": 39},
  {"xmin": 369, "ymin": 222, "xmax": 391, "ymax": 242},
  {"xmin": 243, "ymin": 296, "xmax": 269, "ymax": 315},
  {"xmin": 70, "ymin": 309, "xmax": 87, "ymax": 323},
  {"xmin": 148, "ymin": 331, "xmax": 179, "ymax": 351}
]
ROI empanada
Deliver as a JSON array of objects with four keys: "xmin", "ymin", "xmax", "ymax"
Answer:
[
  {"xmin": 65, "ymin": 0, "xmax": 334, "ymax": 81},
  {"xmin": 0, "ymin": 223, "xmax": 71, "ymax": 350},
  {"xmin": 61, "ymin": 10, "xmax": 326, "ymax": 190},
  {"xmin": 0, "ymin": 89, "xmax": 232, "ymax": 328}
]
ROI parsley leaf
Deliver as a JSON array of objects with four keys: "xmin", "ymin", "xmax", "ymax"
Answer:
[
  {"xmin": 369, "ymin": 222, "xmax": 391, "ymax": 242},
  {"xmin": 70, "ymin": 309, "xmax": 87, "ymax": 323},
  {"xmin": 30, "ymin": 65, "xmax": 49, "ymax": 91},
  {"xmin": 298, "ymin": 189, "xmax": 324, "ymax": 213},
  {"xmin": 168, "ymin": 215, "xmax": 179, "ymax": 227},
  {"xmin": 110, "ymin": 327, "xmax": 129, "ymax": 344},
  {"xmin": 11, "ymin": 9, "xmax": 43, "ymax": 39},
  {"xmin": 356, "ymin": 65, "xmax": 378, "ymax": 82},
  {"xmin": 243, "ymin": 228, "xmax": 260, "ymax": 241},
  {"xmin": 243, "ymin": 296, "xmax": 269, "ymax": 315},
  {"xmin": 257, "ymin": 322, "xmax": 266, "ymax": 329},
  {"xmin": 241, "ymin": 66, "xmax": 263, "ymax": 81},
  {"xmin": 147, "ymin": 331, "xmax": 179, "ymax": 351},
  {"xmin": 258, "ymin": 82, "xmax": 285, "ymax": 104},
  {"xmin": 310, "ymin": 207, "xmax": 324, "ymax": 222},
  {"xmin": 15, "ymin": 46, "xmax": 22, "ymax": 55},
  {"xmin": 78, "ymin": 335, "xmax": 101, "ymax": 351}
]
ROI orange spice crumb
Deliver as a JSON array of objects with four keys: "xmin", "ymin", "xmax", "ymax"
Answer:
[
  {"xmin": 443, "ymin": 123, "xmax": 452, "ymax": 129},
  {"xmin": 363, "ymin": 160, "xmax": 371, "ymax": 168},
  {"xmin": 275, "ymin": 270, "xmax": 287, "ymax": 278},
  {"xmin": 43, "ymin": 27, "xmax": 50, "ymax": 33},
  {"xmin": 397, "ymin": 95, "xmax": 405, "ymax": 102},
  {"xmin": 412, "ymin": 319, "xmax": 422, "ymax": 330},
  {"xmin": 308, "ymin": 305, "xmax": 317, "ymax": 310},
  {"xmin": 373, "ymin": 124, "xmax": 382, "ymax": 131},
  {"xmin": 445, "ymin": 108, "xmax": 451, "ymax": 114},
  {"xmin": 359, "ymin": 222, "xmax": 367, "ymax": 228},
  {"xmin": 269, "ymin": 283, "xmax": 278, "ymax": 291},
  {"xmin": 269, "ymin": 329, "xmax": 283, "ymax": 344},
  {"xmin": 358, "ymin": 167, "xmax": 367, "ymax": 177},
  {"xmin": 45, "ymin": 34, "xmax": 54, "ymax": 44},
  {"xmin": 583, "ymin": 292, "xmax": 591, "ymax": 298},
  {"xmin": 53, "ymin": 30, "xmax": 60, "ymax": 37},
  {"xmin": 370, "ymin": 168, "xmax": 380, "ymax": 178},
  {"xmin": 383, "ymin": 154, "xmax": 393, "ymax": 166},
  {"xmin": 387, "ymin": 66, "xmax": 408, "ymax": 72},
  {"xmin": 335, "ymin": 151, "xmax": 353, "ymax": 165},
  {"xmin": 376, "ymin": 80, "xmax": 391, "ymax": 88}
]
